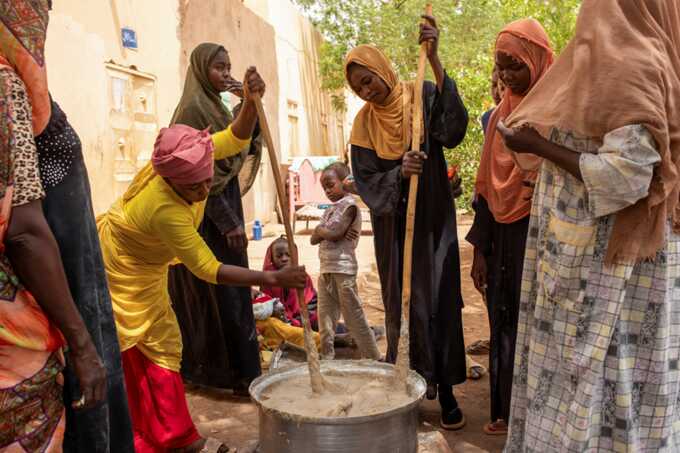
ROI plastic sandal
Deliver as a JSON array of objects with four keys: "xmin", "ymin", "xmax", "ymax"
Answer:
[{"xmin": 483, "ymin": 421, "xmax": 508, "ymax": 436}]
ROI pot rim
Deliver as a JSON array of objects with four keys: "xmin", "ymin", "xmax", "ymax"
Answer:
[{"xmin": 249, "ymin": 359, "xmax": 426, "ymax": 425}]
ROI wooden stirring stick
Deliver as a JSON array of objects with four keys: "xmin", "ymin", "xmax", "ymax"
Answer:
[
  {"xmin": 252, "ymin": 94, "xmax": 328, "ymax": 394},
  {"xmin": 394, "ymin": 3, "xmax": 433, "ymax": 389}
]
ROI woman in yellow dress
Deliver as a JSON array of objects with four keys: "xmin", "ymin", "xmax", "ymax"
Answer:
[{"xmin": 97, "ymin": 68, "xmax": 305, "ymax": 453}]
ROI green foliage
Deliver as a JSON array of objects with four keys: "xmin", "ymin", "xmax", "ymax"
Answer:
[{"xmin": 294, "ymin": 0, "xmax": 580, "ymax": 210}]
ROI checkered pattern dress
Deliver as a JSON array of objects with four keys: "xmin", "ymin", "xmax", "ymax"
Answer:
[{"xmin": 505, "ymin": 125, "xmax": 680, "ymax": 452}]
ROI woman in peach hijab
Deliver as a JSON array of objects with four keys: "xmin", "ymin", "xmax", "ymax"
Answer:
[
  {"xmin": 466, "ymin": 18, "xmax": 554, "ymax": 436},
  {"xmin": 498, "ymin": 1, "xmax": 680, "ymax": 451}
]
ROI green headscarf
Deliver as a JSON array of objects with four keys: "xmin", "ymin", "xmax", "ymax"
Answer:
[{"xmin": 171, "ymin": 42, "xmax": 261, "ymax": 195}]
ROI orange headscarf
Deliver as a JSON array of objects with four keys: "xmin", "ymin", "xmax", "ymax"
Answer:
[
  {"xmin": 475, "ymin": 19, "xmax": 554, "ymax": 224},
  {"xmin": 506, "ymin": 0, "xmax": 680, "ymax": 263},
  {"xmin": 345, "ymin": 45, "xmax": 419, "ymax": 160},
  {"xmin": 0, "ymin": 0, "xmax": 51, "ymax": 135}
]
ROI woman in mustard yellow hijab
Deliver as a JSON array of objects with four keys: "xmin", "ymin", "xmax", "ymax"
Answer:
[{"xmin": 346, "ymin": 14, "xmax": 469, "ymax": 430}]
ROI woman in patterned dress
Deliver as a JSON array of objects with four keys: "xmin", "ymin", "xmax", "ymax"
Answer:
[
  {"xmin": 0, "ymin": 0, "xmax": 106, "ymax": 450},
  {"xmin": 498, "ymin": 1, "xmax": 680, "ymax": 451}
]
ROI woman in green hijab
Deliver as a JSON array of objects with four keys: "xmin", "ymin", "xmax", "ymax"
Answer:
[{"xmin": 168, "ymin": 42, "xmax": 262, "ymax": 394}]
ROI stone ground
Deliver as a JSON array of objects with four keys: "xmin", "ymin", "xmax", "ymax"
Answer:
[{"xmin": 185, "ymin": 215, "xmax": 506, "ymax": 452}]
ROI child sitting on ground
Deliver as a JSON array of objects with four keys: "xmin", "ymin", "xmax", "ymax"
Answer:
[
  {"xmin": 261, "ymin": 236, "xmax": 354, "ymax": 342},
  {"xmin": 311, "ymin": 162, "xmax": 381, "ymax": 360},
  {"xmin": 261, "ymin": 236, "xmax": 319, "ymax": 328},
  {"xmin": 251, "ymin": 290, "xmax": 320, "ymax": 350}
]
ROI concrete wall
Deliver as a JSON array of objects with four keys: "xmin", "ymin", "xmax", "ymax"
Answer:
[
  {"xmin": 45, "ymin": 0, "xmax": 354, "ymax": 223},
  {"xmin": 243, "ymin": 0, "xmax": 348, "ymax": 163},
  {"xmin": 46, "ymin": 0, "xmax": 181, "ymax": 214}
]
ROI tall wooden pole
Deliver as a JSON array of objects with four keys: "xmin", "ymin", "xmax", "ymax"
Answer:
[
  {"xmin": 252, "ymin": 94, "xmax": 327, "ymax": 394},
  {"xmin": 394, "ymin": 3, "xmax": 433, "ymax": 388}
]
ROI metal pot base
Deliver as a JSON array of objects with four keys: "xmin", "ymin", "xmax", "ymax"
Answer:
[{"xmin": 249, "ymin": 360, "xmax": 426, "ymax": 453}]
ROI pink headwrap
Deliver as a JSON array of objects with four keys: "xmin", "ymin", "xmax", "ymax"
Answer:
[{"xmin": 151, "ymin": 124, "xmax": 214, "ymax": 184}]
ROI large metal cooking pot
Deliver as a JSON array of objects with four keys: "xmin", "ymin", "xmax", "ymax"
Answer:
[{"xmin": 249, "ymin": 360, "xmax": 426, "ymax": 453}]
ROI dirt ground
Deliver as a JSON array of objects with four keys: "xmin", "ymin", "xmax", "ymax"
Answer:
[{"xmin": 185, "ymin": 215, "xmax": 506, "ymax": 452}]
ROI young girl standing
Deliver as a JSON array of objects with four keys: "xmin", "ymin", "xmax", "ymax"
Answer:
[{"xmin": 467, "ymin": 19, "xmax": 554, "ymax": 436}]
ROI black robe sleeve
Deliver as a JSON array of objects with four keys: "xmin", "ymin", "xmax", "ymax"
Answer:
[
  {"xmin": 426, "ymin": 73, "xmax": 468, "ymax": 149},
  {"xmin": 204, "ymin": 101, "xmax": 262, "ymax": 234},
  {"xmin": 351, "ymin": 72, "xmax": 467, "ymax": 217},
  {"xmin": 466, "ymin": 194, "xmax": 494, "ymax": 256},
  {"xmin": 204, "ymin": 191, "xmax": 242, "ymax": 234},
  {"xmin": 481, "ymin": 108, "xmax": 494, "ymax": 135},
  {"xmin": 350, "ymin": 146, "xmax": 405, "ymax": 216}
]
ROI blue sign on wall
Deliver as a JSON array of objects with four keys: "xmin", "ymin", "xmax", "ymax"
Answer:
[{"xmin": 122, "ymin": 27, "xmax": 138, "ymax": 50}]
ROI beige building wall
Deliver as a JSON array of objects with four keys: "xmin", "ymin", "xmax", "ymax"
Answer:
[
  {"xmin": 45, "ymin": 0, "xmax": 182, "ymax": 215},
  {"xmin": 243, "ymin": 0, "xmax": 348, "ymax": 163},
  {"xmin": 45, "ymin": 0, "xmax": 354, "ymax": 222}
]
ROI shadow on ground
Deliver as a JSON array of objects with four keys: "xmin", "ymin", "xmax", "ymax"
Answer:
[{"xmin": 186, "ymin": 215, "xmax": 506, "ymax": 452}]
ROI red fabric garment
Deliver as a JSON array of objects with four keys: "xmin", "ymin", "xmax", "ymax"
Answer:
[
  {"xmin": 252, "ymin": 293, "xmax": 275, "ymax": 306},
  {"xmin": 260, "ymin": 239, "xmax": 317, "ymax": 327},
  {"xmin": 121, "ymin": 347, "xmax": 201, "ymax": 453}
]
